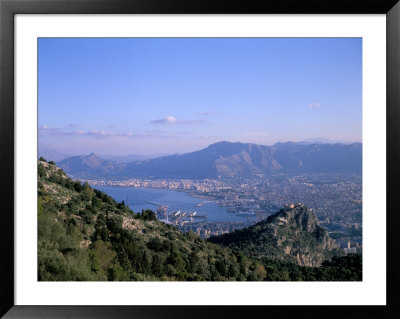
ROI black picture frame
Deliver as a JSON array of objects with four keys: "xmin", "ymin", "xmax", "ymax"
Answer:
[{"xmin": 1, "ymin": 0, "xmax": 399, "ymax": 318}]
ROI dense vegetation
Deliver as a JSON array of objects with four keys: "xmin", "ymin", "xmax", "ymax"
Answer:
[
  {"xmin": 208, "ymin": 205, "xmax": 340, "ymax": 267},
  {"xmin": 38, "ymin": 159, "xmax": 361, "ymax": 281}
]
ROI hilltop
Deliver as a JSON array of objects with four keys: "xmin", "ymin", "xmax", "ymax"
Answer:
[
  {"xmin": 208, "ymin": 204, "xmax": 339, "ymax": 267},
  {"xmin": 54, "ymin": 153, "xmax": 128, "ymax": 179},
  {"xmin": 38, "ymin": 160, "xmax": 361, "ymax": 281}
]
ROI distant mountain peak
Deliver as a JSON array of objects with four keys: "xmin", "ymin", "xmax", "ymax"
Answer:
[
  {"xmin": 57, "ymin": 152, "xmax": 126, "ymax": 178},
  {"xmin": 210, "ymin": 140, "xmax": 231, "ymax": 145},
  {"xmin": 85, "ymin": 152, "xmax": 98, "ymax": 158},
  {"xmin": 207, "ymin": 141, "xmax": 243, "ymax": 148},
  {"xmin": 298, "ymin": 138, "xmax": 360, "ymax": 145}
]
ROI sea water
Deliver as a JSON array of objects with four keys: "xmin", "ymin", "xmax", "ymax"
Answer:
[{"xmin": 94, "ymin": 186, "xmax": 250, "ymax": 222}]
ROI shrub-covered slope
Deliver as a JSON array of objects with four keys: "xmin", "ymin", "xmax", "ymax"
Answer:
[
  {"xmin": 208, "ymin": 204, "xmax": 340, "ymax": 267},
  {"xmin": 38, "ymin": 159, "xmax": 273, "ymax": 281}
]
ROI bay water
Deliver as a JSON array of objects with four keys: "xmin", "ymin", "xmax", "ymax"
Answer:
[{"xmin": 94, "ymin": 186, "xmax": 250, "ymax": 222}]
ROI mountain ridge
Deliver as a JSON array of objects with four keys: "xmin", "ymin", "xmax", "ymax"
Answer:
[{"xmin": 57, "ymin": 141, "xmax": 362, "ymax": 179}]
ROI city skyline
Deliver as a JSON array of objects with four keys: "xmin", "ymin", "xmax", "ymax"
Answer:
[{"xmin": 39, "ymin": 38, "xmax": 362, "ymax": 156}]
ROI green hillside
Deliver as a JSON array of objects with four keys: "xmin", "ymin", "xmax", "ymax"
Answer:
[
  {"xmin": 208, "ymin": 204, "xmax": 340, "ymax": 267},
  {"xmin": 38, "ymin": 159, "xmax": 361, "ymax": 281}
]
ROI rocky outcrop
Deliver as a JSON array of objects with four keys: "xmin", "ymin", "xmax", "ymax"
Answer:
[{"xmin": 209, "ymin": 204, "xmax": 338, "ymax": 267}]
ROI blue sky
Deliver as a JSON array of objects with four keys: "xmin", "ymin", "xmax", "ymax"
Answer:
[{"xmin": 38, "ymin": 38, "xmax": 362, "ymax": 156}]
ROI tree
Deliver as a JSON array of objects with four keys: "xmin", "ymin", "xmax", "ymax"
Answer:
[
  {"xmin": 215, "ymin": 260, "xmax": 227, "ymax": 277},
  {"xmin": 168, "ymin": 248, "xmax": 186, "ymax": 275},
  {"xmin": 73, "ymin": 181, "xmax": 82, "ymax": 192},
  {"xmin": 38, "ymin": 197, "xmax": 44, "ymax": 218},
  {"xmin": 92, "ymin": 214, "xmax": 109, "ymax": 242},
  {"xmin": 147, "ymin": 237, "xmax": 163, "ymax": 252},
  {"xmin": 228, "ymin": 264, "xmax": 239, "ymax": 279},
  {"xmin": 141, "ymin": 209, "xmax": 157, "ymax": 221},
  {"xmin": 253, "ymin": 264, "xmax": 267, "ymax": 281},
  {"xmin": 92, "ymin": 196, "xmax": 103, "ymax": 208},
  {"xmin": 151, "ymin": 254, "xmax": 164, "ymax": 277},
  {"xmin": 38, "ymin": 164, "xmax": 46, "ymax": 178},
  {"xmin": 90, "ymin": 240, "xmax": 117, "ymax": 277},
  {"xmin": 107, "ymin": 263, "xmax": 130, "ymax": 281},
  {"xmin": 138, "ymin": 250, "xmax": 151, "ymax": 274},
  {"xmin": 82, "ymin": 182, "xmax": 94, "ymax": 202},
  {"xmin": 188, "ymin": 251, "xmax": 201, "ymax": 273}
]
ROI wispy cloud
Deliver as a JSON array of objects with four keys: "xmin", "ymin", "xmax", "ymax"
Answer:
[
  {"xmin": 308, "ymin": 102, "xmax": 321, "ymax": 109},
  {"xmin": 39, "ymin": 125, "xmax": 153, "ymax": 139},
  {"xmin": 87, "ymin": 130, "xmax": 114, "ymax": 136},
  {"xmin": 196, "ymin": 111, "xmax": 219, "ymax": 116},
  {"xmin": 72, "ymin": 130, "xmax": 85, "ymax": 135},
  {"xmin": 39, "ymin": 124, "xmax": 53, "ymax": 130},
  {"xmin": 38, "ymin": 124, "xmax": 197, "ymax": 141},
  {"xmin": 150, "ymin": 115, "xmax": 205, "ymax": 125},
  {"xmin": 117, "ymin": 132, "xmax": 151, "ymax": 138},
  {"xmin": 150, "ymin": 115, "xmax": 178, "ymax": 124}
]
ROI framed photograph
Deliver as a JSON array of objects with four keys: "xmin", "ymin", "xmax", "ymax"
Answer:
[{"xmin": 1, "ymin": 0, "xmax": 399, "ymax": 318}]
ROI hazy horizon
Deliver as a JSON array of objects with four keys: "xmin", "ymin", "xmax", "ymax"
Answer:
[
  {"xmin": 39, "ymin": 138, "xmax": 362, "ymax": 160},
  {"xmin": 39, "ymin": 38, "xmax": 362, "ymax": 155}
]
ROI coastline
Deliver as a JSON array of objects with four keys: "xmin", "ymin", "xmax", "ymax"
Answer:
[
  {"xmin": 90, "ymin": 182, "xmax": 218, "ymax": 202},
  {"xmin": 187, "ymin": 192, "xmax": 216, "ymax": 201}
]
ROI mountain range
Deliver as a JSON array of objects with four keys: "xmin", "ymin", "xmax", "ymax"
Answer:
[{"xmin": 57, "ymin": 141, "xmax": 362, "ymax": 179}]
